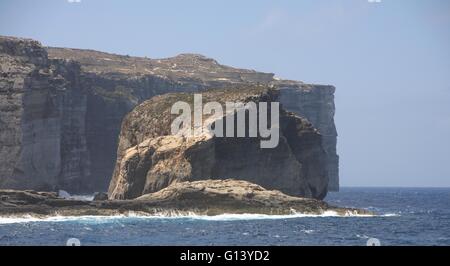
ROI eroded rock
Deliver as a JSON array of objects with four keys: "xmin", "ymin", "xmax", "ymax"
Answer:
[
  {"xmin": 0, "ymin": 180, "xmax": 370, "ymax": 217},
  {"xmin": 108, "ymin": 86, "xmax": 329, "ymax": 200}
]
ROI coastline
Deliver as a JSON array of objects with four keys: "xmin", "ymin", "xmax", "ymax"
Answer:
[{"xmin": 0, "ymin": 180, "xmax": 372, "ymax": 219}]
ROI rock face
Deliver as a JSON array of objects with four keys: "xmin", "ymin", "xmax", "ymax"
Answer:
[
  {"xmin": 0, "ymin": 35, "xmax": 339, "ymax": 192},
  {"xmin": 0, "ymin": 180, "xmax": 370, "ymax": 217},
  {"xmin": 134, "ymin": 179, "xmax": 346, "ymax": 215},
  {"xmin": 108, "ymin": 86, "xmax": 328, "ymax": 200},
  {"xmin": 93, "ymin": 192, "xmax": 108, "ymax": 201},
  {"xmin": 0, "ymin": 36, "xmax": 89, "ymax": 191},
  {"xmin": 278, "ymin": 83, "xmax": 339, "ymax": 191}
]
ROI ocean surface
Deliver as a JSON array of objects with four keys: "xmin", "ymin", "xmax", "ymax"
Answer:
[{"xmin": 0, "ymin": 187, "xmax": 449, "ymax": 246}]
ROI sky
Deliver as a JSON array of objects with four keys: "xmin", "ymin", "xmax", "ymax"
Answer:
[{"xmin": 1, "ymin": 0, "xmax": 449, "ymax": 187}]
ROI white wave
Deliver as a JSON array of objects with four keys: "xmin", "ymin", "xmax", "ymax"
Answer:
[
  {"xmin": 69, "ymin": 195, "xmax": 95, "ymax": 201},
  {"xmin": 0, "ymin": 215, "xmax": 117, "ymax": 224},
  {"xmin": 0, "ymin": 209, "xmax": 384, "ymax": 224},
  {"xmin": 381, "ymin": 213, "xmax": 400, "ymax": 217},
  {"xmin": 181, "ymin": 210, "xmax": 374, "ymax": 221}
]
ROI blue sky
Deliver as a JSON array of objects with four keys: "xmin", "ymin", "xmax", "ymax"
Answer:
[{"xmin": 1, "ymin": 0, "xmax": 449, "ymax": 187}]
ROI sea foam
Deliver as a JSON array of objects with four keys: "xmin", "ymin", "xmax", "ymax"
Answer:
[{"xmin": 0, "ymin": 209, "xmax": 394, "ymax": 224}]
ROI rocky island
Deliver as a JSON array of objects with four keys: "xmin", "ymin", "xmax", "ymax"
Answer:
[
  {"xmin": 108, "ymin": 85, "xmax": 328, "ymax": 200},
  {"xmin": 0, "ymin": 35, "xmax": 362, "ymax": 218}
]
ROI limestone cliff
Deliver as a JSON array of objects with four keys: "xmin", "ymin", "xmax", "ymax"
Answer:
[
  {"xmin": 0, "ymin": 36, "xmax": 89, "ymax": 191},
  {"xmin": 277, "ymin": 82, "xmax": 339, "ymax": 190},
  {"xmin": 0, "ymin": 36, "xmax": 339, "ymax": 192},
  {"xmin": 108, "ymin": 86, "xmax": 329, "ymax": 200}
]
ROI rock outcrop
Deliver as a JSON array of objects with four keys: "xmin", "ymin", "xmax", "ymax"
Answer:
[
  {"xmin": 0, "ymin": 35, "xmax": 339, "ymax": 193},
  {"xmin": 108, "ymin": 86, "xmax": 328, "ymax": 200},
  {"xmin": 0, "ymin": 180, "xmax": 370, "ymax": 217}
]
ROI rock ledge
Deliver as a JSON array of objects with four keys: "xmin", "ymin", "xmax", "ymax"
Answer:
[{"xmin": 0, "ymin": 179, "xmax": 370, "ymax": 217}]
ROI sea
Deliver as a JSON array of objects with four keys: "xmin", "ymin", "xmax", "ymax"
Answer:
[{"xmin": 0, "ymin": 187, "xmax": 449, "ymax": 246}]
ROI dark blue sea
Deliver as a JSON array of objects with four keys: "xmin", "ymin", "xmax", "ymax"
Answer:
[{"xmin": 0, "ymin": 188, "xmax": 449, "ymax": 246}]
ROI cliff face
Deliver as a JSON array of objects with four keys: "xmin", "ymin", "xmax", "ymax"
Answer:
[
  {"xmin": 0, "ymin": 36, "xmax": 89, "ymax": 191},
  {"xmin": 278, "ymin": 83, "xmax": 339, "ymax": 191},
  {"xmin": 0, "ymin": 36, "xmax": 339, "ymax": 192},
  {"xmin": 108, "ymin": 86, "xmax": 328, "ymax": 200}
]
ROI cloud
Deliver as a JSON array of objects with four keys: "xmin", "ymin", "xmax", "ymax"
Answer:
[{"xmin": 67, "ymin": 0, "xmax": 81, "ymax": 3}]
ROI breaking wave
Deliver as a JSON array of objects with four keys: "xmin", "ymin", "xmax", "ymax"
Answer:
[{"xmin": 0, "ymin": 210, "xmax": 398, "ymax": 224}]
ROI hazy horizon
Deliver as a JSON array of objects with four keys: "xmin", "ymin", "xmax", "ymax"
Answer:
[{"xmin": 1, "ymin": 0, "xmax": 449, "ymax": 187}]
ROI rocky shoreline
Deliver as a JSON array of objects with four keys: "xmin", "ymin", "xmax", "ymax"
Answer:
[
  {"xmin": 0, "ymin": 179, "xmax": 371, "ymax": 218},
  {"xmin": 0, "ymin": 36, "xmax": 349, "ymax": 220}
]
